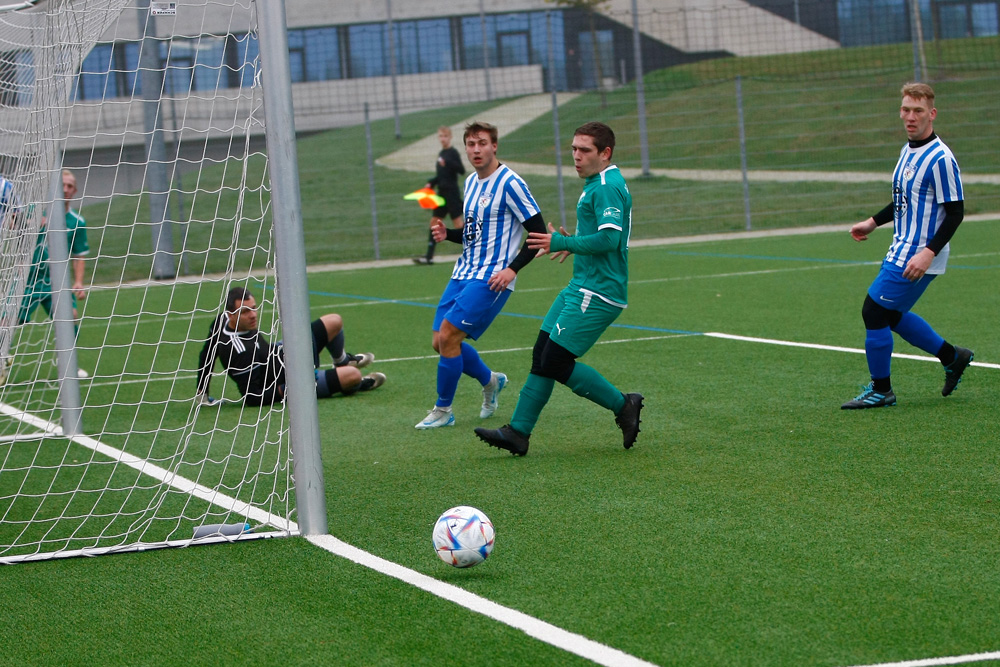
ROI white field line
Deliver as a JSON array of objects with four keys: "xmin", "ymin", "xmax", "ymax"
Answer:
[
  {"xmin": 308, "ymin": 534, "xmax": 658, "ymax": 667},
  {"xmin": 0, "ymin": 402, "xmax": 295, "ymax": 538},
  {"xmin": 704, "ymin": 332, "xmax": 1000, "ymax": 370},
  {"xmin": 842, "ymin": 650, "xmax": 1000, "ymax": 667},
  {"xmin": 4, "ymin": 330, "xmax": 996, "ymax": 664}
]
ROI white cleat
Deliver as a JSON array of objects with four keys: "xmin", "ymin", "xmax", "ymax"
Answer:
[
  {"xmin": 415, "ymin": 406, "xmax": 455, "ymax": 429},
  {"xmin": 341, "ymin": 352, "xmax": 374, "ymax": 369},
  {"xmin": 479, "ymin": 372, "xmax": 507, "ymax": 418}
]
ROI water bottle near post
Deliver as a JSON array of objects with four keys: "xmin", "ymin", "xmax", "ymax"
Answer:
[{"xmin": 192, "ymin": 522, "xmax": 252, "ymax": 539}]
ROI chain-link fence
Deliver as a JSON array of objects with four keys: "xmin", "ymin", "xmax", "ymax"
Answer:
[{"xmin": 66, "ymin": 1, "xmax": 1000, "ymax": 279}]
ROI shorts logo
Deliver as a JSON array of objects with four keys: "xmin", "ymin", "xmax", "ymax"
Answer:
[
  {"xmin": 555, "ymin": 323, "xmax": 566, "ymax": 335},
  {"xmin": 602, "ymin": 206, "xmax": 622, "ymax": 221}
]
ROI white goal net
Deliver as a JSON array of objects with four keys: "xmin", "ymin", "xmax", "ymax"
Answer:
[{"xmin": 0, "ymin": 0, "xmax": 314, "ymax": 563}]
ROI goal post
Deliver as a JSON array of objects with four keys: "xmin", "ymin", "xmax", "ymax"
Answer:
[{"xmin": 0, "ymin": 0, "xmax": 326, "ymax": 563}]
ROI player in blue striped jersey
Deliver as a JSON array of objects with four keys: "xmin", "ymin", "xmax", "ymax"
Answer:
[
  {"xmin": 416, "ymin": 121, "xmax": 547, "ymax": 429},
  {"xmin": 842, "ymin": 83, "xmax": 973, "ymax": 409}
]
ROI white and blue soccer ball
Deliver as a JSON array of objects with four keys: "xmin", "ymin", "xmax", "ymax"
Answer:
[{"xmin": 432, "ymin": 506, "xmax": 495, "ymax": 568}]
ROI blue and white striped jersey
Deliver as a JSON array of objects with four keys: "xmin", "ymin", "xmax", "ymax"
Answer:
[
  {"xmin": 886, "ymin": 136, "xmax": 963, "ymax": 275},
  {"xmin": 451, "ymin": 164, "xmax": 540, "ymax": 289}
]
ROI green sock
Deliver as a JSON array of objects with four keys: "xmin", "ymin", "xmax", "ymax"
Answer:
[
  {"xmin": 509, "ymin": 373, "xmax": 554, "ymax": 436},
  {"xmin": 566, "ymin": 362, "xmax": 625, "ymax": 414}
]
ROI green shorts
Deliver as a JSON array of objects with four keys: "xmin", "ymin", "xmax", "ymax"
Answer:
[{"xmin": 540, "ymin": 287, "xmax": 622, "ymax": 357}]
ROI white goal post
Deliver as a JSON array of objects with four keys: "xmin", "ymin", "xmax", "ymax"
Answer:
[{"xmin": 0, "ymin": 0, "xmax": 326, "ymax": 564}]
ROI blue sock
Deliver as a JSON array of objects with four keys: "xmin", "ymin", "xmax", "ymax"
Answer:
[
  {"xmin": 460, "ymin": 342, "xmax": 492, "ymax": 386},
  {"xmin": 893, "ymin": 311, "xmax": 945, "ymax": 355},
  {"xmin": 865, "ymin": 326, "xmax": 893, "ymax": 381},
  {"xmin": 436, "ymin": 354, "xmax": 463, "ymax": 408}
]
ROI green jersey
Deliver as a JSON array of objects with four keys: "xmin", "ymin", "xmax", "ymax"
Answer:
[
  {"xmin": 25, "ymin": 208, "xmax": 89, "ymax": 292},
  {"xmin": 550, "ymin": 165, "xmax": 632, "ymax": 308}
]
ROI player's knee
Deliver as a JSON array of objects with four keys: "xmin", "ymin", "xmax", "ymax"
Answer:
[
  {"xmin": 322, "ymin": 313, "xmax": 343, "ymax": 337},
  {"xmin": 529, "ymin": 330, "xmax": 549, "ymax": 375},
  {"xmin": 862, "ymin": 294, "xmax": 901, "ymax": 330},
  {"xmin": 537, "ymin": 339, "xmax": 576, "ymax": 384}
]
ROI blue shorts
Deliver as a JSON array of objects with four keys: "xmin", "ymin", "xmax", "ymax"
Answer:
[
  {"xmin": 433, "ymin": 278, "xmax": 511, "ymax": 341},
  {"xmin": 867, "ymin": 260, "xmax": 937, "ymax": 313}
]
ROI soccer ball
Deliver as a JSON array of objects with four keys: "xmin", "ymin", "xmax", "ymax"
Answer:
[{"xmin": 432, "ymin": 506, "xmax": 495, "ymax": 568}]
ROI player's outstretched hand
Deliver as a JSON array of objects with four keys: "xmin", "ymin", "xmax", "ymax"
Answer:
[
  {"xmin": 850, "ymin": 218, "xmax": 877, "ymax": 242},
  {"xmin": 430, "ymin": 219, "xmax": 447, "ymax": 243}
]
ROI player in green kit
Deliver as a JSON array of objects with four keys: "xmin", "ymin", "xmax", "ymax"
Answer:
[{"xmin": 475, "ymin": 122, "xmax": 643, "ymax": 456}]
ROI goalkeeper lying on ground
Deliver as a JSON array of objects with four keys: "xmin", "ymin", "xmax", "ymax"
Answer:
[{"xmin": 195, "ymin": 286, "xmax": 384, "ymax": 406}]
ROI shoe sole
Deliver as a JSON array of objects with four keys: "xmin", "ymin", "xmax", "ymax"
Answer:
[
  {"xmin": 474, "ymin": 427, "xmax": 528, "ymax": 456},
  {"xmin": 415, "ymin": 417, "xmax": 455, "ymax": 429},
  {"xmin": 618, "ymin": 393, "xmax": 644, "ymax": 449}
]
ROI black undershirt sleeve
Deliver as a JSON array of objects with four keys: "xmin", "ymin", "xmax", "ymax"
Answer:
[
  {"xmin": 872, "ymin": 203, "xmax": 894, "ymax": 226},
  {"xmin": 444, "ymin": 227, "xmax": 463, "ymax": 244},
  {"xmin": 926, "ymin": 200, "xmax": 964, "ymax": 255},
  {"xmin": 508, "ymin": 213, "xmax": 546, "ymax": 273}
]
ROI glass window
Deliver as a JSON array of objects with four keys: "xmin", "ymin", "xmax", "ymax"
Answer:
[
  {"xmin": 287, "ymin": 29, "xmax": 306, "ymax": 82},
  {"xmin": 231, "ymin": 32, "xmax": 259, "ymax": 88},
  {"xmin": 394, "ymin": 21, "xmax": 420, "ymax": 75},
  {"xmin": 348, "ymin": 24, "xmax": 387, "ymax": 78},
  {"xmin": 193, "ymin": 36, "xmax": 227, "ymax": 91},
  {"xmin": 303, "ymin": 27, "xmax": 341, "ymax": 80},
  {"xmin": 78, "ymin": 44, "xmax": 114, "ymax": 101},
  {"xmin": 416, "ymin": 19, "xmax": 452, "ymax": 73},
  {"xmin": 162, "ymin": 39, "xmax": 194, "ymax": 94},
  {"xmin": 971, "ymin": 2, "xmax": 999, "ymax": 34},
  {"xmin": 461, "ymin": 15, "xmax": 495, "ymax": 70}
]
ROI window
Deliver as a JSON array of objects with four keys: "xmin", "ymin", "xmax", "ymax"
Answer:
[{"xmin": 348, "ymin": 24, "xmax": 387, "ymax": 78}]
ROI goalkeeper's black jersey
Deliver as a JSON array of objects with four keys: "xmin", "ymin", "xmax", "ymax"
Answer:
[{"xmin": 196, "ymin": 313, "xmax": 284, "ymax": 405}]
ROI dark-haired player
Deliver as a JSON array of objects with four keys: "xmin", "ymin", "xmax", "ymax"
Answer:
[
  {"xmin": 475, "ymin": 122, "xmax": 643, "ymax": 455},
  {"xmin": 195, "ymin": 286, "xmax": 383, "ymax": 407}
]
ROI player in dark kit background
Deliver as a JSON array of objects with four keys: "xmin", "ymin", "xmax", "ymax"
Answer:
[
  {"xmin": 413, "ymin": 126, "xmax": 465, "ymax": 265},
  {"xmin": 195, "ymin": 286, "xmax": 384, "ymax": 407}
]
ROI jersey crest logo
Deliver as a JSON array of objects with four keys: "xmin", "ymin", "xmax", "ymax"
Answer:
[
  {"xmin": 463, "ymin": 217, "xmax": 481, "ymax": 244},
  {"xmin": 478, "ymin": 192, "xmax": 493, "ymax": 210},
  {"xmin": 602, "ymin": 206, "xmax": 622, "ymax": 220},
  {"xmin": 902, "ymin": 164, "xmax": 916, "ymax": 181}
]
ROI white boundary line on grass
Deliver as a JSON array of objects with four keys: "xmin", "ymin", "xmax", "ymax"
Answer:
[
  {"xmin": 843, "ymin": 650, "xmax": 1000, "ymax": 667},
  {"xmin": 308, "ymin": 533, "xmax": 658, "ymax": 667}
]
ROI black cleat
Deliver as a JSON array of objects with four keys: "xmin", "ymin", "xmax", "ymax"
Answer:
[
  {"xmin": 616, "ymin": 392, "xmax": 644, "ymax": 449},
  {"xmin": 841, "ymin": 383, "xmax": 897, "ymax": 409},
  {"xmin": 942, "ymin": 346, "xmax": 973, "ymax": 397},
  {"xmin": 412, "ymin": 256, "xmax": 434, "ymax": 265},
  {"xmin": 475, "ymin": 424, "xmax": 530, "ymax": 457}
]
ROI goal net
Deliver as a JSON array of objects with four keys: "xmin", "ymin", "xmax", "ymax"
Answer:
[{"xmin": 0, "ymin": 0, "xmax": 314, "ymax": 563}]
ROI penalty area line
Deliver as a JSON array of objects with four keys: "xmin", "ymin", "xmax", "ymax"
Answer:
[
  {"xmin": 307, "ymin": 534, "xmax": 658, "ymax": 667},
  {"xmin": 704, "ymin": 332, "xmax": 1000, "ymax": 370}
]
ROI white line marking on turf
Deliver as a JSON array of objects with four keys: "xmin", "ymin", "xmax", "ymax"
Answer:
[
  {"xmin": 307, "ymin": 534, "xmax": 658, "ymax": 667},
  {"xmin": 704, "ymin": 333, "xmax": 1000, "ymax": 369},
  {"xmin": 842, "ymin": 650, "xmax": 1000, "ymax": 667}
]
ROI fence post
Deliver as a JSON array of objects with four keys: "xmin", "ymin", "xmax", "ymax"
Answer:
[
  {"xmin": 365, "ymin": 103, "xmax": 381, "ymax": 260},
  {"xmin": 547, "ymin": 11, "xmax": 567, "ymax": 231},
  {"xmin": 631, "ymin": 0, "xmax": 650, "ymax": 177},
  {"xmin": 386, "ymin": 0, "xmax": 401, "ymax": 139},
  {"xmin": 735, "ymin": 76, "xmax": 751, "ymax": 231},
  {"xmin": 479, "ymin": 0, "xmax": 492, "ymax": 100}
]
